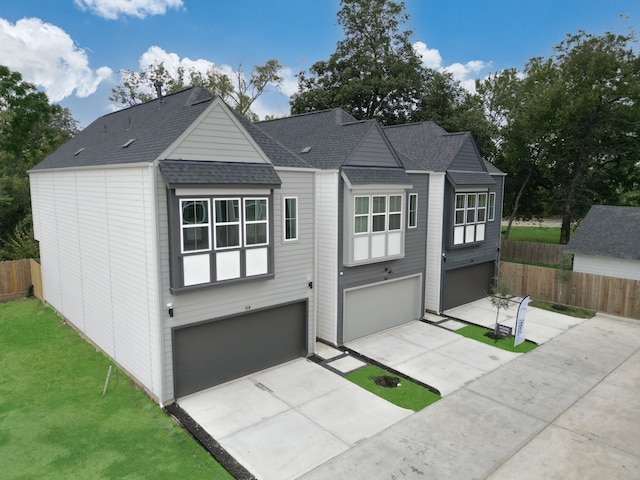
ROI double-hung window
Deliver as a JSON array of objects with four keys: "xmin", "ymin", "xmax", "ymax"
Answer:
[
  {"xmin": 180, "ymin": 199, "xmax": 211, "ymax": 253},
  {"xmin": 214, "ymin": 199, "xmax": 240, "ymax": 249},
  {"xmin": 283, "ymin": 197, "xmax": 298, "ymax": 241},
  {"xmin": 244, "ymin": 198, "xmax": 268, "ymax": 245},
  {"xmin": 408, "ymin": 194, "xmax": 418, "ymax": 228},
  {"xmin": 453, "ymin": 192, "xmax": 487, "ymax": 245}
]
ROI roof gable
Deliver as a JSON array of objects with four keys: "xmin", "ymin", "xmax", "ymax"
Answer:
[
  {"xmin": 344, "ymin": 122, "xmax": 402, "ymax": 168},
  {"xmin": 565, "ymin": 205, "xmax": 640, "ymax": 260},
  {"xmin": 161, "ymin": 97, "xmax": 271, "ymax": 164}
]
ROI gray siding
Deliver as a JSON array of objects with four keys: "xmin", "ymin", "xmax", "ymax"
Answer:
[
  {"xmin": 158, "ymin": 168, "xmax": 316, "ymax": 402},
  {"xmin": 336, "ymin": 173, "xmax": 428, "ymax": 344},
  {"xmin": 346, "ymin": 126, "xmax": 401, "ymax": 168},
  {"xmin": 449, "ymin": 137, "xmax": 486, "ymax": 172},
  {"xmin": 165, "ymin": 100, "xmax": 270, "ymax": 164}
]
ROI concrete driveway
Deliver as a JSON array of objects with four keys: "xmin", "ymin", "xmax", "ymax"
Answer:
[
  {"xmin": 178, "ymin": 357, "xmax": 412, "ymax": 480},
  {"xmin": 177, "ymin": 298, "xmax": 639, "ymax": 479},
  {"xmin": 301, "ymin": 312, "xmax": 640, "ymax": 479}
]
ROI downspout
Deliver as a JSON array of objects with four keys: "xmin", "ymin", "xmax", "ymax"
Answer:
[
  {"xmin": 312, "ymin": 170, "xmax": 319, "ymax": 354},
  {"xmin": 149, "ymin": 164, "xmax": 166, "ymax": 407}
]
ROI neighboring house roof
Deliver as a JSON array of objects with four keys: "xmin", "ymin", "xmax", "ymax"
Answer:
[
  {"xmin": 565, "ymin": 205, "xmax": 640, "ymax": 260},
  {"xmin": 33, "ymin": 87, "xmax": 217, "ymax": 170},
  {"xmin": 159, "ymin": 160, "xmax": 282, "ymax": 189}
]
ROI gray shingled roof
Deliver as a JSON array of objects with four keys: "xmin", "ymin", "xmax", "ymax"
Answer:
[
  {"xmin": 447, "ymin": 170, "xmax": 495, "ymax": 187},
  {"xmin": 228, "ymin": 109, "xmax": 313, "ymax": 169},
  {"xmin": 159, "ymin": 160, "xmax": 281, "ymax": 188},
  {"xmin": 33, "ymin": 87, "xmax": 216, "ymax": 170},
  {"xmin": 256, "ymin": 109, "xmax": 385, "ymax": 170},
  {"xmin": 342, "ymin": 166, "xmax": 412, "ymax": 186},
  {"xmin": 383, "ymin": 122, "xmax": 448, "ymax": 170},
  {"xmin": 565, "ymin": 205, "xmax": 640, "ymax": 260}
]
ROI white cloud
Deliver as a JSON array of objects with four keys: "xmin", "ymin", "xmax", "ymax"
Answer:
[
  {"xmin": 278, "ymin": 66, "xmax": 299, "ymax": 97},
  {"xmin": 413, "ymin": 40, "xmax": 491, "ymax": 93},
  {"xmin": 74, "ymin": 0, "xmax": 183, "ymax": 20},
  {"xmin": 0, "ymin": 17, "xmax": 112, "ymax": 102}
]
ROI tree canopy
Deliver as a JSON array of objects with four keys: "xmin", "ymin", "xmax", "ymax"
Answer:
[
  {"xmin": 0, "ymin": 65, "xmax": 78, "ymax": 259},
  {"xmin": 110, "ymin": 59, "xmax": 283, "ymax": 121},
  {"xmin": 485, "ymin": 30, "xmax": 640, "ymax": 243},
  {"xmin": 290, "ymin": 0, "xmax": 424, "ymax": 125}
]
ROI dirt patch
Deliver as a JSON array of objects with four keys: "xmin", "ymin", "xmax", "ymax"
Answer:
[{"xmin": 374, "ymin": 375, "xmax": 401, "ymax": 388}]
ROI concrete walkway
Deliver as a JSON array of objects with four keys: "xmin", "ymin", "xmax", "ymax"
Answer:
[{"xmin": 300, "ymin": 313, "xmax": 640, "ymax": 479}]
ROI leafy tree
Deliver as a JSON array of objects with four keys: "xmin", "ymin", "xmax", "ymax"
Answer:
[
  {"xmin": 110, "ymin": 59, "xmax": 283, "ymax": 121},
  {"xmin": 482, "ymin": 30, "xmax": 640, "ymax": 243},
  {"xmin": 290, "ymin": 0, "xmax": 424, "ymax": 125},
  {"xmin": 0, "ymin": 66, "xmax": 77, "ymax": 258},
  {"xmin": 413, "ymin": 70, "xmax": 496, "ymax": 159}
]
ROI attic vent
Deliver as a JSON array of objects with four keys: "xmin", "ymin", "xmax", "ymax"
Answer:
[
  {"xmin": 300, "ymin": 146, "xmax": 312, "ymax": 154},
  {"xmin": 73, "ymin": 148, "xmax": 85, "ymax": 156},
  {"xmin": 122, "ymin": 139, "xmax": 136, "ymax": 148}
]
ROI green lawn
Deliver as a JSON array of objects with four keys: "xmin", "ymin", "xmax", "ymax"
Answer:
[
  {"xmin": 455, "ymin": 324, "xmax": 538, "ymax": 353},
  {"xmin": 502, "ymin": 225, "xmax": 562, "ymax": 243},
  {"xmin": 0, "ymin": 299, "xmax": 232, "ymax": 480},
  {"xmin": 530, "ymin": 300, "xmax": 595, "ymax": 319},
  {"xmin": 345, "ymin": 364, "xmax": 440, "ymax": 411}
]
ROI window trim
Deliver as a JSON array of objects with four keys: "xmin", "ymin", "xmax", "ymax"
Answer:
[
  {"xmin": 408, "ymin": 193, "xmax": 418, "ymax": 229},
  {"xmin": 283, "ymin": 196, "xmax": 298, "ymax": 242},
  {"xmin": 213, "ymin": 198, "xmax": 241, "ymax": 251},
  {"xmin": 243, "ymin": 197, "xmax": 269, "ymax": 247},
  {"xmin": 179, "ymin": 198, "xmax": 211, "ymax": 254},
  {"xmin": 488, "ymin": 192, "xmax": 496, "ymax": 221},
  {"xmin": 388, "ymin": 194, "xmax": 403, "ymax": 231}
]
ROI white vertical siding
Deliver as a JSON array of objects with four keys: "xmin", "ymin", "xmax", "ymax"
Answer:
[
  {"xmin": 30, "ymin": 166, "xmax": 161, "ymax": 399},
  {"xmin": 425, "ymin": 173, "xmax": 445, "ymax": 313},
  {"xmin": 574, "ymin": 254, "xmax": 640, "ymax": 281},
  {"xmin": 315, "ymin": 170, "xmax": 339, "ymax": 343},
  {"xmin": 158, "ymin": 168, "xmax": 317, "ymax": 402}
]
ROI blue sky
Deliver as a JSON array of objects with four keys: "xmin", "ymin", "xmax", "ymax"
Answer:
[{"xmin": 2, "ymin": 0, "xmax": 639, "ymax": 127}]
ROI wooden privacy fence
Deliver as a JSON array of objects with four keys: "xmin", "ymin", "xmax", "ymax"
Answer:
[
  {"xmin": 0, "ymin": 259, "xmax": 43, "ymax": 302},
  {"xmin": 501, "ymin": 240, "xmax": 571, "ymax": 266},
  {"xmin": 500, "ymin": 261, "xmax": 640, "ymax": 320}
]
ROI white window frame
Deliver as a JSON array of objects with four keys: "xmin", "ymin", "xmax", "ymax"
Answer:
[
  {"xmin": 388, "ymin": 195, "xmax": 403, "ymax": 231},
  {"xmin": 283, "ymin": 196, "xmax": 298, "ymax": 241},
  {"xmin": 214, "ymin": 198, "xmax": 241, "ymax": 250},
  {"xmin": 453, "ymin": 191, "xmax": 488, "ymax": 245},
  {"xmin": 179, "ymin": 198, "xmax": 211, "ymax": 254},
  {"xmin": 408, "ymin": 193, "xmax": 418, "ymax": 228},
  {"xmin": 243, "ymin": 197, "xmax": 269, "ymax": 247},
  {"xmin": 488, "ymin": 192, "xmax": 496, "ymax": 221},
  {"xmin": 372, "ymin": 195, "xmax": 387, "ymax": 233},
  {"xmin": 354, "ymin": 196, "xmax": 370, "ymax": 235}
]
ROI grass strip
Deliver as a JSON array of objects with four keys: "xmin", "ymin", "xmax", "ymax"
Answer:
[
  {"xmin": 501, "ymin": 225, "xmax": 561, "ymax": 243},
  {"xmin": 530, "ymin": 300, "xmax": 595, "ymax": 318},
  {"xmin": 0, "ymin": 299, "xmax": 232, "ymax": 480},
  {"xmin": 345, "ymin": 364, "xmax": 440, "ymax": 411},
  {"xmin": 455, "ymin": 324, "xmax": 538, "ymax": 353}
]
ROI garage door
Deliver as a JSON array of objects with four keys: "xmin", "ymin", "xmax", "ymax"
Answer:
[
  {"xmin": 173, "ymin": 301, "xmax": 307, "ymax": 398},
  {"xmin": 443, "ymin": 261, "xmax": 495, "ymax": 310},
  {"xmin": 343, "ymin": 275, "xmax": 422, "ymax": 343}
]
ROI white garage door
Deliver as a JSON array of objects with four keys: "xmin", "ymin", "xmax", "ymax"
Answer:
[{"xmin": 343, "ymin": 275, "xmax": 422, "ymax": 342}]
